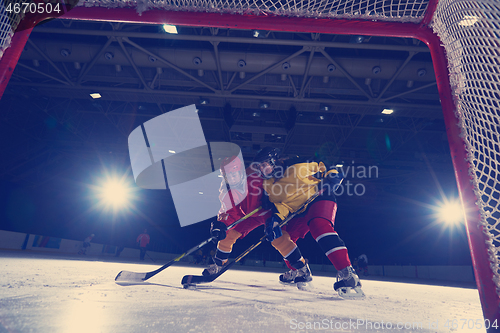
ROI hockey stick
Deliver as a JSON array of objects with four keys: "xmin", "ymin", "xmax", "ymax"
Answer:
[
  {"xmin": 115, "ymin": 206, "xmax": 263, "ymax": 283},
  {"xmin": 182, "ymin": 187, "xmax": 326, "ymax": 286},
  {"xmin": 146, "ymin": 252, "xmax": 156, "ymax": 262}
]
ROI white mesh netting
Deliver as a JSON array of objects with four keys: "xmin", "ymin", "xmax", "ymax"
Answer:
[
  {"xmin": 0, "ymin": 1, "xmax": 20, "ymax": 59},
  {"xmin": 0, "ymin": 0, "xmax": 418, "ymax": 61},
  {"xmin": 1, "ymin": 0, "xmax": 429, "ymax": 62},
  {"xmin": 432, "ymin": 0, "xmax": 500, "ymax": 294},
  {"xmin": 76, "ymin": 0, "xmax": 429, "ymax": 20}
]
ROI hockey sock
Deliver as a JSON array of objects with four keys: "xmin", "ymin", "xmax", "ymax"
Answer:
[
  {"xmin": 309, "ymin": 218, "xmax": 351, "ymax": 271},
  {"xmin": 271, "ymin": 230, "xmax": 297, "ymax": 259},
  {"xmin": 283, "ymin": 246, "xmax": 306, "ymax": 270},
  {"xmin": 217, "ymin": 229, "xmax": 242, "ymax": 253},
  {"xmin": 213, "ymin": 247, "xmax": 230, "ymax": 266},
  {"xmin": 213, "ymin": 230, "xmax": 242, "ymax": 266},
  {"xmin": 284, "ymin": 259, "xmax": 296, "ymax": 271}
]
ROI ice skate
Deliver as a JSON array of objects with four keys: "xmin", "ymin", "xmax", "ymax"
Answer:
[
  {"xmin": 294, "ymin": 264, "xmax": 313, "ymax": 290},
  {"xmin": 202, "ymin": 263, "xmax": 222, "ymax": 277},
  {"xmin": 279, "ymin": 264, "xmax": 312, "ymax": 287},
  {"xmin": 279, "ymin": 268, "xmax": 298, "ymax": 285},
  {"xmin": 334, "ymin": 266, "xmax": 365, "ymax": 299}
]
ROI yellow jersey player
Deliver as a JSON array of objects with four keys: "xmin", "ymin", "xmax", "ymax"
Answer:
[{"xmin": 252, "ymin": 147, "xmax": 364, "ymax": 298}]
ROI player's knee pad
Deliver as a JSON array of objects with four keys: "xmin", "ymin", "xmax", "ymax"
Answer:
[
  {"xmin": 306, "ymin": 201, "xmax": 337, "ymax": 224},
  {"xmin": 217, "ymin": 229, "xmax": 242, "ymax": 253},
  {"xmin": 309, "ymin": 218, "xmax": 346, "ymax": 250},
  {"xmin": 309, "ymin": 218, "xmax": 350, "ymax": 270},
  {"xmin": 271, "ymin": 230, "xmax": 297, "ymax": 258},
  {"xmin": 308, "ymin": 217, "xmax": 335, "ymax": 239}
]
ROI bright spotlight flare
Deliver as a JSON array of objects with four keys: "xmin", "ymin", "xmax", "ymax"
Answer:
[
  {"xmin": 436, "ymin": 199, "xmax": 464, "ymax": 225},
  {"xmin": 98, "ymin": 179, "xmax": 131, "ymax": 209},
  {"xmin": 162, "ymin": 24, "xmax": 177, "ymax": 34}
]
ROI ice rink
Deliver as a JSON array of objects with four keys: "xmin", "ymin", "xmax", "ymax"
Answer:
[{"xmin": 0, "ymin": 251, "xmax": 487, "ymax": 333}]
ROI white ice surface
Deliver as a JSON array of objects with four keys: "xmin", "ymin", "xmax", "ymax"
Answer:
[{"xmin": 0, "ymin": 252, "xmax": 486, "ymax": 333}]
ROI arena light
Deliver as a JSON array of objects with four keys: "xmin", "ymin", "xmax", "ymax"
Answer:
[
  {"xmin": 95, "ymin": 177, "xmax": 133, "ymax": 210},
  {"xmin": 259, "ymin": 100, "xmax": 270, "ymax": 109},
  {"xmin": 253, "ymin": 30, "xmax": 268, "ymax": 38},
  {"xmin": 90, "ymin": 93, "xmax": 101, "ymax": 99},
  {"xmin": 198, "ymin": 98, "xmax": 209, "ymax": 105},
  {"xmin": 434, "ymin": 198, "xmax": 464, "ymax": 225},
  {"xmin": 382, "ymin": 108, "xmax": 394, "ymax": 114},
  {"xmin": 320, "ymin": 104, "xmax": 331, "ymax": 111},
  {"xmin": 163, "ymin": 24, "xmax": 178, "ymax": 34}
]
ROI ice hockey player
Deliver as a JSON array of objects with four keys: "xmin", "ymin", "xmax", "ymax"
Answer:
[
  {"xmin": 252, "ymin": 147, "xmax": 364, "ymax": 297},
  {"xmin": 78, "ymin": 233, "xmax": 94, "ymax": 255},
  {"xmin": 202, "ymin": 155, "xmax": 269, "ymax": 276},
  {"xmin": 202, "ymin": 155, "xmax": 303, "ymax": 279},
  {"xmin": 136, "ymin": 229, "xmax": 150, "ymax": 261},
  {"xmin": 357, "ymin": 253, "xmax": 369, "ymax": 276}
]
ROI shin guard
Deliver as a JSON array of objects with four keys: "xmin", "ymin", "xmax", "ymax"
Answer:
[{"xmin": 309, "ymin": 218, "xmax": 351, "ymax": 270}]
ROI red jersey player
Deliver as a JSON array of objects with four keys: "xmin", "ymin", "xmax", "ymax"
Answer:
[{"xmin": 202, "ymin": 155, "xmax": 304, "ymax": 279}]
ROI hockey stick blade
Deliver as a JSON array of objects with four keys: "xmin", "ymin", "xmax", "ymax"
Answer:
[
  {"xmin": 114, "ymin": 256, "xmax": 183, "ymax": 283},
  {"xmin": 115, "ymin": 270, "xmax": 147, "ymax": 283},
  {"xmin": 181, "ymin": 259, "xmax": 238, "ymax": 286},
  {"xmin": 181, "ymin": 274, "xmax": 213, "ymax": 286},
  {"xmin": 114, "ymin": 207, "xmax": 263, "ymax": 283}
]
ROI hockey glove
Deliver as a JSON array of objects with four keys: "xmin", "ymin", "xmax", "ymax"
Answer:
[
  {"xmin": 210, "ymin": 220, "xmax": 227, "ymax": 242},
  {"xmin": 217, "ymin": 212, "xmax": 229, "ymax": 221},
  {"xmin": 265, "ymin": 215, "xmax": 283, "ymax": 242}
]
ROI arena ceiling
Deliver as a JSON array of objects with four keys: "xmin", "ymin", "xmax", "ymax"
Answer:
[{"xmin": 0, "ymin": 18, "xmax": 454, "ymax": 202}]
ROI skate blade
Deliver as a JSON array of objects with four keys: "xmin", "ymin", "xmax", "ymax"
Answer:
[
  {"xmin": 296, "ymin": 281, "xmax": 314, "ymax": 291},
  {"xmin": 279, "ymin": 281, "xmax": 296, "ymax": 287},
  {"xmin": 337, "ymin": 286, "xmax": 365, "ymax": 299}
]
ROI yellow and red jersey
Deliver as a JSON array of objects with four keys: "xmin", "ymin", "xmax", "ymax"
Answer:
[{"xmin": 263, "ymin": 161, "xmax": 338, "ymax": 221}]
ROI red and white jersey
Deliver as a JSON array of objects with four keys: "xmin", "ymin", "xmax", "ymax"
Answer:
[
  {"xmin": 218, "ymin": 172, "xmax": 268, "ymax": 228},
  {"xmin": 218, "ymin": 178, "xmax": 247, "ymax": 216},
  {"xmin": 136, "ymin": 233, "xmax": 150, "ymax": 247}
]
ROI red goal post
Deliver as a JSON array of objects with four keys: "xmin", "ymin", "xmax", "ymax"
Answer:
[{"xmin": 1, "ymin": 0, "xmax": 499, "ymax": 326}]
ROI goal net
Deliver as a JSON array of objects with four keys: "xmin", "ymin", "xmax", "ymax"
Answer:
[
  {"xmin": 0, "ymin": 1, "xmax": 20, "ymax": 59},
  {"xmin": 0, "ymin": 0, "xmax": 499, "ymax": 326}
]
